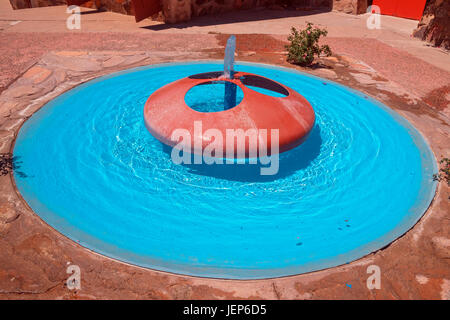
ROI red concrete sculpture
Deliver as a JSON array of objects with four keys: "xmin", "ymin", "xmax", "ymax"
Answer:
[{"xmin": 144, "ymin": 71, "xmax": 315, "ymax": 157}]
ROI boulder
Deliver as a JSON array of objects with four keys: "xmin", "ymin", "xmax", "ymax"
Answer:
[
  {"xmin": 331, "ymin": 0, "xmax": 367, "ymax": 15},
  {"xmin": 413, "ymin": 0, "xmax": 450, "ymax": 50}
]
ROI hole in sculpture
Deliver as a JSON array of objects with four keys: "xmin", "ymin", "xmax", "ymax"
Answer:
[
  {"xmin": 185, "ymin": 81, "xmax": 244, "ymax": 112},
  {"xmin": 240, "ymin": 75, "xmax": 289, "ymax": 97}
]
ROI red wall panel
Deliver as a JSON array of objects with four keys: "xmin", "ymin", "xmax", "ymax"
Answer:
[
  {"xmin": 395, "ymin": 0, "xmax": 427, "ymax": 20},
  {"xmin": 372, "ymin": 0, "xmax": 426, "ymax": 20},
  {"xmin": 372, "ymin": 0, "xmax": 397, "ymax": 16}
]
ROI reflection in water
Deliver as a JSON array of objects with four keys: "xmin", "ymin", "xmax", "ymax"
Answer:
[
  {"xmin": 1, "ymin": 153, "xmax": 26, "ymax": 177},
  {"xmin": 162, "ymin": 124, "xmax": 322, "ymax": 182}
]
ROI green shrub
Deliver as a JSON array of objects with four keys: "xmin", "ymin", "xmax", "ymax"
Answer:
[{"xmin": 286, "ymin": 23, "xmax": 332, "ymax": 66}]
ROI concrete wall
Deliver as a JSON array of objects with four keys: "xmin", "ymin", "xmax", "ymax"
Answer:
[
  {"xmin": 9, "ymin": 0, "xmax": 134, "ymax": 14},
  {"xmin": 7, "ymin": 0, "xmax": 371, "ymax": 20},
  {"xmin": 332, "ymin": 0, "xmax": 368, "ymax": 14},
  {"xmin": 9, "ymin": 0, "xmax": 66, "ymax": 9},
  {"xmin": 8, "ymin": 0, "xmax": 334, "ymax": 14}
]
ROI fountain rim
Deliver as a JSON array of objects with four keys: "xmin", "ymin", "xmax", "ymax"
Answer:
[{"xmin": 11, "ymin": 60, "xmax": 438, "ymax": 280}]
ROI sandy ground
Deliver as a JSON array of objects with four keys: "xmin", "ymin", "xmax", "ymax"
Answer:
[{"xmin": 0, "ymin": 1, "xmax": 448, "ymax": 71}]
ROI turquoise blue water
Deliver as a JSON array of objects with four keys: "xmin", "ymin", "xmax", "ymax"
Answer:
[{"xmin": 13, "ymin": 62, "xmax": 437, "ymax": 279}]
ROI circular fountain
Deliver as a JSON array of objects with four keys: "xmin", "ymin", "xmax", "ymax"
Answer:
[{"xmin": 12, "ymin": 37, "xmax": 437, "ymax": 279}]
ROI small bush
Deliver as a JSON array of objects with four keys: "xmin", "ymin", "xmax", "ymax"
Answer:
[
  {"xmin": 286, "ymin": 23, "xmax": 332, "ymax": 66},
  {"xmin": 433, "ymin": 157, "xmax": 450, "ymax": 186},
  {"xmin": 0, "ymin": 153, "xmax": 13, "ymax": 176}
]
